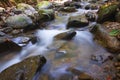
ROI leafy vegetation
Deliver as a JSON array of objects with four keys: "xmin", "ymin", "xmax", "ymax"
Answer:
[{"xmin": 109, "ymin": 29, "xmax": 120, "ymax": 36}]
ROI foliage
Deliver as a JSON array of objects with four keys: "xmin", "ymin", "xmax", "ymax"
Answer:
[{"xmin": 109, "ymin": 29, "xmax": 120, "ymax": 36}]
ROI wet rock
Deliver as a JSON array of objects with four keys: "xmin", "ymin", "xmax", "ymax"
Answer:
[
  {"xmin": 2, "ymin": 27, "xmax": 13, "ymax": 33},
  {"xmin": 0, "ymin": 56, "xmax": 46, "ymax": 80},
  {"xmin": 85, "ymin": 4, "xmax": 99, "ymax": 10},
  {"xmin": 115, "ymin": 11, "xmax": 120, "ymax": 23},
  {"xmin": 6, "ymin": 14, "xmax": 33, "ymax": 29},
  {"xmin": 90, "ymin": 23, "xmax": 120, "ymax": 53},
  {"xmin": 85, "ymin": 4, "xmax": 91, "ymax": 10},
  {"xmin": 0, "ymin": 31, "xmax": 5, "ymax": 37},
  {"xmin": 17, "ymin": 3, "xmax": 37, "ymax": 16},
  {"xmin": 12, "ymin": 29, "xmax": 21, "ymax": 35},
  {"xmin": 12, "ymin": 37, "xmax": 30, "ymax": 46},
  {"xmin": 67, "ymin": 14, "xmax": 89, "ymax": 29},
  {"xmin": 86, "ymin": 11, "xmax": 96, "ymax": 22},
  {"xmin": 38, "ymin": 9, "xmax": 55, "ymax": 22},
  {"xmin": 0, "ymin": 7, "xmax": 5, "ymax": 13},
  {"xmin": 0, "ymin": 38, "xmax": 21, "ymax": 53},
  {"xmin": 30, "ymin": 36, "xmax": 38, "ymax": 44},
  {"xmin": 58, "ymin": 7, "xmax": 77, "ymax": 12},
  {"xmin": 97, "ymin": 2, "xmax": 119, "ymax": 23},
  {"xmin": 36, "ymin": 1, "xmax": 52, "ymax": 10},
  {"xmin": 64, "ymin": 1, "xmax": 81, "ymax": 9},
  {"xmin": 54, "ymin": 30, "xmax": 76, "ymax": 40}
]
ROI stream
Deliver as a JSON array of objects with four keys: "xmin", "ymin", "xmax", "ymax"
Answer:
[{"xmin": 0, "ymin": 1, "xmax": 115, "ymax": 80}]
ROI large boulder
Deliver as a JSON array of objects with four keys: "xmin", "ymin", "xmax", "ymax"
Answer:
[
  {"xmin": 97, "ymin": 2, "xmax": 119, "ymax": 23},
  {"xmin": 0, "ymin": 38, "xmax": 21, "ymax": 53},
  {"xmin": 0, "ymin": 56, "xmax": 46, "ymax": 80},
  {"xmin": 67, "ymin": 14, "xmax": 89, "ymax": 29},
  {"xmin": 17, "ymin": 3, "xmax": 37, "ymax": 16},
  {"xmin": 36, "ymin": 1, "xmax": 52, "ymax": 10},
  {"xmin": 90, "ymin": 23, "xmax": 120, "ymax": 53},
  {"xmin": 6, "ymin": 14, "xmax": 33, "ymax": 29},
  {"xmin": 38, "ymin": 9, "xmax": 55, "ymax": 22}
]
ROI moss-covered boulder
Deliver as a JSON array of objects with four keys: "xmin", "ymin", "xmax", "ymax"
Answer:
[
  {"xmin": 0, "ymin": 56, "xmax": 46, "ymax": 80},
  {"xmin": 90, "ymin": 23, "xmax": 120, "ymax": 53},
  {"xmin": 6, "ymin": 14, "xmax": 33, "ymax": 29},
  {"xmin": 17, "ymin": 3, "xmax": 37, "ymax": 16},
  {"xmin": 115, "ymin": 11, "xmax": 120, "ymax": 23},
  {"xmin": 97, "ymin": 2, "xmax": 119, "ymax": 23},
  {"xmin": 38, "ymin": 9, "xmax": 55, "ymax": 22},
  {"xmin": 67, "ymin": 14, "xmax": 89, "ymax": 29},
  {"xmin": 36, "ymin": 1, "xmax": 52, "ymax": 10}
]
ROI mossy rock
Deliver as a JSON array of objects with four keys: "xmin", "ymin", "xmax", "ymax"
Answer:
[
  {"xmin": 0, "ymin": 56, "xmax": 46, "ymax": 80},
  {"xmin": 90, "ymin": 24, "xmax": 120, "ymax": 53},
  {"xmin": 6, "ymin": 14, "xmax": 33, "ymax": 29},
  {"xmin": 36, "ymin": 1, "xmax": 52, "ymax": 10},
  {"xmin": 97, "ymin": 2, "xmax": 119, "ymax": 23},
  {"xmin": 38, "ymin": 9, "xmax": 55, "ymax": 22}
]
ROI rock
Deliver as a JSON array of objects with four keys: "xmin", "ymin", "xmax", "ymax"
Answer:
[
  {"xmin": 64, "ymin": 1, "xmax": 81, "ymax": 9},
  {"xmin": 54, "ymin": 31, "xmax": 76, "ymax": 40},
  {"xmin": 115, "ymin": 11, "xmax": 120, "ymax": 23},
  {"xmin": 2, "ymin": 27, "xmax": 13, "ymax": 33},
  {"xmin": 90, "ymin": 23, "xmax": 120, "ymax": 53},
  {"xmin": 12, "ymin": 29, "xmax": 21, "ymax": 35},
  {"xmin": 36, "ymin": 1, "xmax": 52, "ymax": 10},
  {"xmin": 102, "ymin": 22, "xmax": 120, "ymax": 40},
  {"xmin": 67, "ymin": 14, "xmax": 89, "ymax": 29},
  {"xmin": 38, "ymin": 9, "xmax": 55, "ymax": 22},
  {"xmin": 30, "ymin": 36, "xmax": 38, "ymax": 44},
  {"xmin": 67, "ymin": 67, "xmax": 94, "ymax": 80},
  {"xmin": 97, "ymin": 2, "xmax": 119, "ymax": 23},
  {"xmin": 85, "ymin": 4, "xmax": 91, "ymax": 10},
  {"xmin": 12, "ymin": 36, "xmax": 30, "ymax": 45},
  {"xmin": 0, "ymin": 31, "xmax": 5, "ymax": 37},
  {"xmin": 17, "ymin": 3, "xmax": 37, "ymax": 16},
  {"xmin": 0, "ymin": 56, "xmax": 46, "ymax": 80},
  {"xmin": 85, "ymin": 4, "xmax": 99, "ymax": 10},
  {"xmin": 116, "ymin": 54, "xmax": 120, "ymax": 61},
  {"xmin": 58, "ymin": 7, "xmax": 77, "ymax": 12},
  {"xmin": 86, "ymin": 11, "xmax": 96, "ymax": 22},
  {"xmin": 0, "ymin": 7, "xmax": 5, "ymax": 13},
  {"xmin": 90, "ymin": 4, "xmax": 99, "ymax": 10},
  {"xmin": 6, "ymin": 14, "xmax": 33, "ymax": 29},
  {"xmin": 0, "ymin": 38, "xmax": 21, "ymax": 53}
]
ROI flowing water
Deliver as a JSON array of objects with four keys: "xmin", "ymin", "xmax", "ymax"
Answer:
[{"xmin": 0, "ymin": 1, "xmax": 114, "ymax": 80}]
